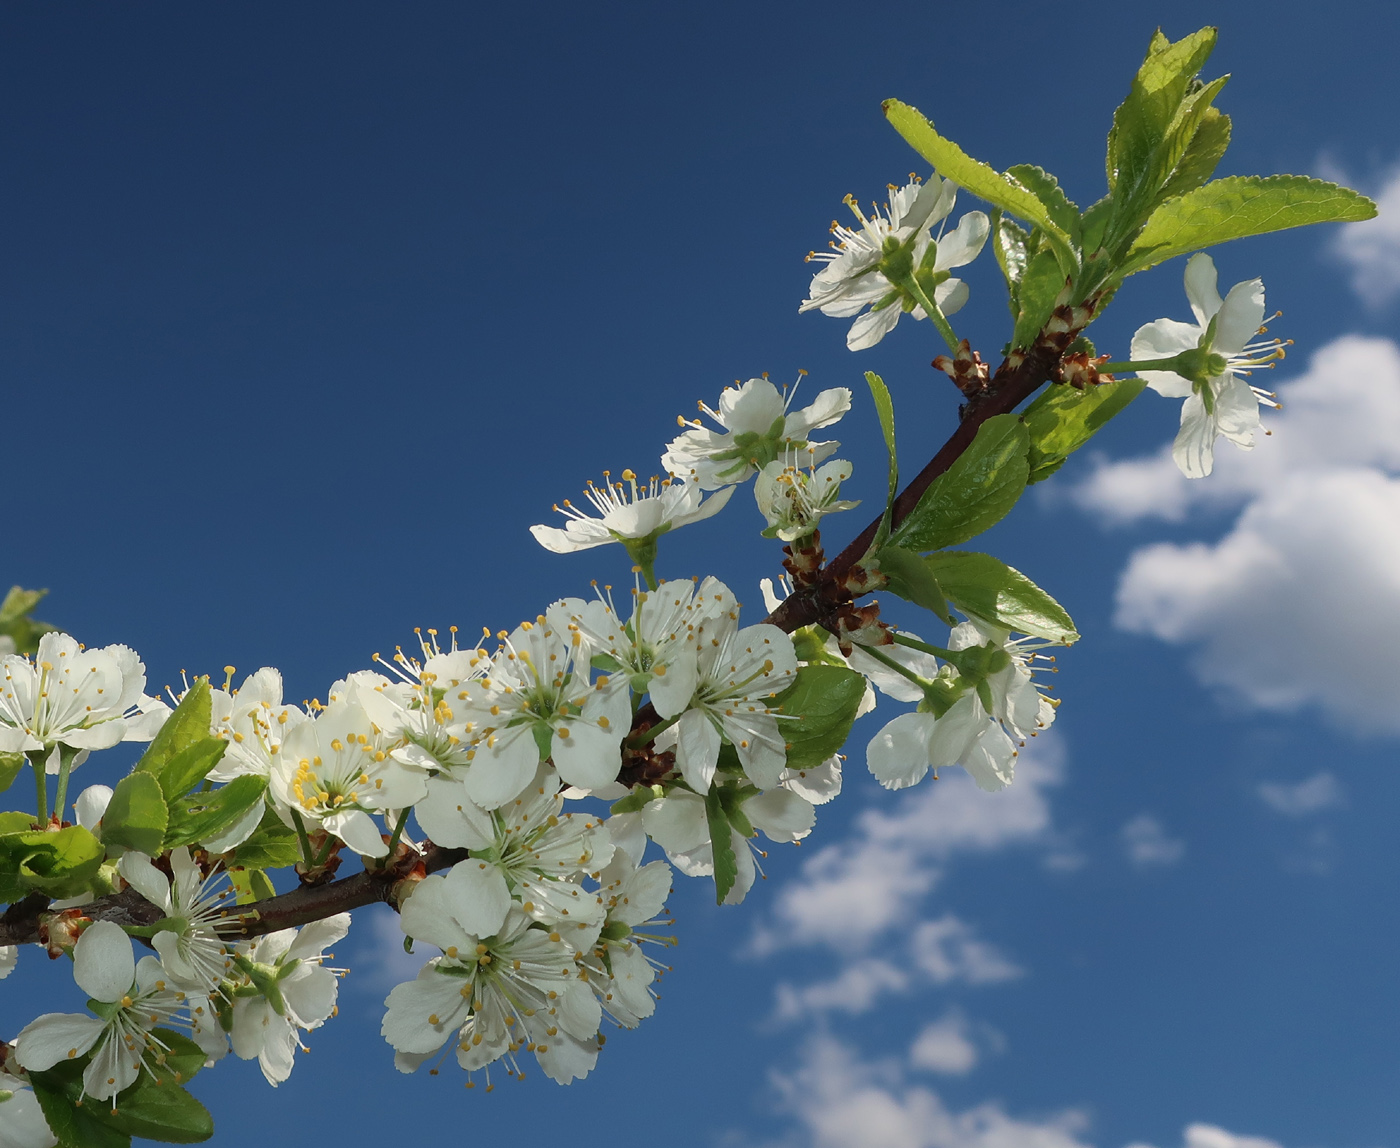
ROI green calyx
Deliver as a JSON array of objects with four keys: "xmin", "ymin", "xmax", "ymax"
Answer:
[
  {"xmin": 232, "ymin": 953, "xmax": 292, "ymax": 1015},
  {"xmin": 599, "ymin": 920, "xmax": 632, "ymax": 943},
  {"xmin": 1172, "ymin": 345, "xmax": 1229, "ymax": 387}
]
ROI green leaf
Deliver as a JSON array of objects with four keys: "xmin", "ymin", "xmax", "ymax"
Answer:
[
  {"xmin": 1005, "ymin": 165, "xmax": 1080, "ymax": 245},
  {"xmin": 1121, "ymin": 175, "xmax": 1377, "ymax": 276},
  {"xmin": 0, "ymin": 825, "xmax": 106, "ymax": 899},
  {"xmin": 164, "ymin": 776, "xmax": 267, "ymax": 850},
  {"xmin": 890, "ymin": 415, "xmax": 1029, "ymax": 553},
  {"xmin": 771, "ymin": 665, "xmax": 867, "ymax": 771},
  {"xmin": 230, "ymin": 866, "xmax": 278, "ymax": 904},
  {"xmin": 0, "ymin": 811, "xmax": 38, "ymax": 834},
  {"xmin": 609, "ymin": 788, "xmax": 660, "ymax": 816},
  {"xmin": 1106, "ymin": 28, "xmax": 1218, "ymax": 201},
  {"xmin": 0, "ymin": 753, "xmax": 24, "ymax": 795},
  {"xmin": 990, "ymin": 210, "xmax": 1030, "ymax": 316},
  {"xmin": 100, "ymin": 771, "xmax": 169, "ymax": 856},
  {"xmin": 882, "ymin": 99, "xmax": 1077, "ymax": 274},
  {"xmin": 705, "ymin": 786, "xmax": 738, "ymax": 905},
  {"xmin": 876, "ymin": 545, "xmax": 951, "ymax": 625},
  {"xmin": 923, "ymin": 552, "xmax": 1078, "ymax": 644},
  {"xmin": 0, "ymin": 586, "xmax": 56, "ymax": 657},
  {"xmin": 156, "ymin": 739, "xmax": 228, "ymax": 803},
  {"xmin": 225, "ymin": 808, "xmax": 300, "ymax": 868},
  {"xmin": 147, "ymin": 1029, "xmax": 207, "ymax": 1085},
  {"xmin": 1011, "ymin": 246, "xmax": 1066, "ymax": 350},
  {"xmin": 1023, "ymin": 378, "xmax": 1147, "ymax": 483},
  {"xmin": 1155, "ymin": 106, "xmax": 1230, "ymax": 205},
  {"xmin": 102, "ymin": 1073, "xmax": 213, "ymax": 1143},
  {"xmin": 28, "ymin": 1076, "xmax": 132, "ymax": 1148},
  {"xmin": 864, "ymin": 372, "xmax": 899, "ymax": 547},
  {"xmin": 137, "ymin": 681, "xmax": 212, "ymax": 780},
  {"xmin": 0, "ymin": 586, "xmax": 46, "ymax": 626}
]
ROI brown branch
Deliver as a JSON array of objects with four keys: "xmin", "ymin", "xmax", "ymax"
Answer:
[
  {"xmin": 0, "ymin": 844, "xmax": 469, "ymax": 949},
  {"xmin": 765, "ymin": 338, "xmax": 1073, "ymax": 634}
]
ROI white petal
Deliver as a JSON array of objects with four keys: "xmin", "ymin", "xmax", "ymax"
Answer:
[
  {"xmin": 285, "ymin": 913, "xmax": 351, "ymax": 962},
  {"xmin": 1172, "ymin": 392, "xmax": 1216, "ymax": 478},
  {"xmin": 865, "ymin": 712, "xmax": 935, "ymax": 790},
  {"xmin": 933, "ymin": 211, "xmax": 990, "ymax": 270},
  {"xmin": 673, "ymin": 709, "xmax": 720, "ymax": 793},
  {"xmin": 933, "ymin": 277, "xmax": 970, "ymax": 317},
  {"xmin": 1130, "ymin": 318, "xmax": 1200, "ymax": 397},
  {"xmin": 14, "ymin": 1013, "xmax": 104, "ymax": 1072},
  {"xmin": 72, "ymin": 920, "xmax": 135, "ymax": 1003},
  {"xmin": 1183, "ymin": 252, "xmax": 1223, "ymax": 328},
  {"xmin": 321, "ymin": 808, "xmax": 387, "ymax": 857},
  {"xmin": 846, "ymin": 303, "xmax": 901, "ymax": 351},
  {"xmin": 1214, "ymin": 277, "xmax": 1267, "ymax": 356},
  {"xmin": 117, "ymin": 853, "xmax": 173, "ymax": 915},
  {"xmin": 72, "ymin": 785, "xmax": 113, "ymax": 831},
  {"xmin": 414, "ymin": 777, "xmax": 494, "ymax": 850},
  {"xmin": 443, "ymin": 860, "xmax": 512, "ymax": 939},
  {"xmin": 641, "ymin": 790, "xmax": 709, "ymax": 854},
  {"xmin": 744, "ymin": 789, "xmax": 816, "ymax": 843},
  {"xmin": 0, "ymin": 1088, "xmax": 57, "ymax": 1148}
]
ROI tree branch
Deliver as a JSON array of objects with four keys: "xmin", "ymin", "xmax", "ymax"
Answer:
[{"xmin": 765, "ymin": 342, "xmax": 1064, "ymax": 634}]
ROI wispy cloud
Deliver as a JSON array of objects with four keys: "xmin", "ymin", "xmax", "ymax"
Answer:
[
  {"xmin": 1257, "ymin": 772, "xmax": 1345, "ymax": 817},
  {"xmin": 1330, "ymin": 167, "xmax": 1400, "ymax": 307},
  {"xmin": 908, "ymin": 1011, "xmax": 985, "ymax": 1076},
  {"xmin": 1120, "ymin": 815, "xmax": 1185, "ymax": 869}
]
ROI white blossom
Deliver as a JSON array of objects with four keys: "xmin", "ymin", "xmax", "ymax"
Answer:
[
  {"xmin": 1131, "ymin": 252, "xmax": 1286, "ymax": 478},
  {"xmin": 530, "ymin": 470, "xmax": 733, "ymax": 554},
  {"xmin": 384, "ymin": 892, "xmax": 601, "ymax": 1086},
  {"xmin": 753, "ymin": 454, "xmax": 860, "ymax": 541},
  {"xmin": 270, "ymin": 700, "xmax": 427, "ymax": 857},
  {"xmin": 449, "ymin": 615, "xmax": 631, "ymax": 808},
  {"xmin": 0, "ymin": 634, "xmax": 168, "ymax": 759},
  {"xmin": 0, "ymin": 1084, "xmax": 55, "ymax": 1148},
  {"xmin": 15, "ymin": 922, "xmax": 187, "ymax": 1102},
  {"xmin": 661, "ymin": 375, "xmax": 852, "ymax": 490},
  {"xmin": 419, "ymin": 766, "xmax": 611, "ymax": 941},
  {"xmin": 800, "ymin": 174, "xmax": 989, "ymax": 350},
  {"xmin": 657, "ymin": 588, "xmax": 797, "ymax": 792},
  {"xmin": 227, "ymin": 915, "xmax": 349, "ymax": 1087},
  {"xmin": 117, "ymin": 849, "xmax": 239, "ymax": 991},
  {"xmin": 207, "ymin": 668, "xmax": 307, "ymax": 783},
  {"xmin": 578, "ymin": 853, "xmax": 674, "ymax": 1028},
  {"xmin": 0, "ymin": 948, "xmax": 16, "ymax": 981}
]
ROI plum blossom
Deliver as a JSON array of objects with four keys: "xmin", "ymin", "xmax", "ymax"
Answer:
[
  {"xmin": 801, "ymin": 174, "xmax": 989, "ymax": 350},
  {"xmin": 270, "ymin": 700, "xmax": 428, "ymax": 857},
  {"xmin": 1130, "ymin": 252, "xmax": 1286, "ymax": 478},
  {"xmin": 384, "ymin": 894, "xmax": 601, "ymax": 1086},
  {"xmin": 577, "ymin": 853, "xmax": 674, "ymax": 1028},
  {"xmin": 15, "ymin": 922, "xmax": 187, "ymax": 1102},
  {"xmin": 117, "ymin": 848, "xmax": 240, "ymax": 990},
  {"xmin": 530, "ymin": 470, "xmax": 733, "ymax": 555},
  {"xmin": 0, "ymin": 633, "xmax": 168, "ymax": 759},
  {"xmin": 227, "ymin": 915, "xmax": 349, "ymax": 1087},
  {"xmin": 207, "ymin": 668, "xmax": 308, "ymax": 783},
  {"xmin": 661, "ymin": 374, "xmax": 852, "ymax": 490},
  {"xmin": 753, "ymin": 454, "xmax": 860, "ymax": 541}
]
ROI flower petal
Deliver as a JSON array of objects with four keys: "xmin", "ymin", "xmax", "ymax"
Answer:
[{"xmin": 73, "ymin": 920, "xmax": 135, "ymax": 1002}]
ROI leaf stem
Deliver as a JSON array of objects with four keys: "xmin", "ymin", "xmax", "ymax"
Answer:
[{"xmin": 1097, "ymin": 355, "xmax": 1183, "ymax": 374}]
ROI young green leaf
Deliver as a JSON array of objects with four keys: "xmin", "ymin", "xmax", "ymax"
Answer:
[
  {"xmin": 875, "ymin": 545, "xmax": 952, "ymax": 624},
  {"xmin": 882, "ymin": 99, "xmax": 1078, "ymax": 274},
  {"xmin": 137, "ymin": 680, "xmax": 212, "ymax": 780},
  {"xmin": 1023, "ymin": 377, "xmax": 1147, "ymax": 483},
  {"xmin": 103, "ymin": 1071, "xmax": 213, "ymax": 1143},
  {"xmin": 0, "ymin": 752, "xmax": 24, "ymax": 795},
  {"xmin": 889, "ymin": 414, "xmax": 1030, "ymax": 553},
  {"xmin": 224, "ymin": 808, "xmax": 300, "ymax": 868},
  {"xmin": 28, "ymin": 1075, "xmax": 132, "ymax": 1148},
  {"xmin": 864, "ymin": 372, "xmax": 899, "ymax": 547},
  {"xmin": 705, "ymin": 786, "xmax": 738, "ymax": 905},
  {"xmin": 100, "ymin": 771, "xmax": 169, "ymax": 856},
  {"xmin": 609, "ymin": 788, "xmax": 661, "ymax": 816},
  {"xmin": 923, "ymin": 551, "xmax": 1078, "ymax": 644},
  {"xmin": 1011, "ymin": 247, "xmax": 1066, "ymax": 350},
  {"xmin": 1106, "ymin": 28, "xmax": 1218, "ymax": 202},
  {"xmin": 1005, "ymin": 165, "xmax": 1081, "ymax": 245},
  {"xmin": 990, "ymin": 210, "xmax": 1030, "ymax": 316},
  {"xmin": 0, "ymin": 825, "xmax": 106, "ymax": 899},
  {"xmin": 1121, "ymin": 175, "xmax": 1377, "ymax": 276},
  {"xmin": 156, "ymin": 738, "xmax": 229, "ymax": 802},
  {"xmin": 771, "ymin": 665, "xmax": 867, "ymax": 771},
  {"xmin": 1154, "ymin": 106, "xmax": 1230, "ymax": 205},
  {"xmin": 164, "ymin": 775, "xmax": 268, "ymax": 850},
  {"xmin": 230, "ymin": 866, "xmax": 278, "ymax": 904}
]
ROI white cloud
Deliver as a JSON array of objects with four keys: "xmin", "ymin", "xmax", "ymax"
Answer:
[
  {"xmin": 771, "ymin": 1034, "xmax": 1093, "ymax": 1148},
  {"xmin": 909, "ymin": 1012, "xmax": 980, "ymax": 1076},
  {"xmin": 1128, "ymin": 1124, "xmax": 1286, "ymax": 1148},
  {"xmin": 772, "ymin": 916, "xmax": 1020, "ymax": 1022},
  {"xmin": 1120, "ymin": 816, "xmax": 1185, "ymax": 868},
  {"xmin": 1073, "ymin": 336, "xmax": 1400, "ymax": 734},
  {"xmin": 774, "ymin": 959, "xmax": 911, "ymax": 1021},
  {"xmin": 1257, "ymin": 772, "xmax": 1345, "ymax": 817},
  {"xmin": 1331, "ymin": 167, "xmax": 1400, "ymax": 306},
  {"xmin": 753, "ymin": 742, "xmax": 1063, "ymax": 954},
  {"xmin": 912, "ymin": 916, "xmax": 1023, "ymax": 984}
]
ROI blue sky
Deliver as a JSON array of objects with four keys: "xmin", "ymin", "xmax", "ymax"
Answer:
[{"xmin": 2, "ymin": 3, "xmax": 1398, "ymax": 1146}]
